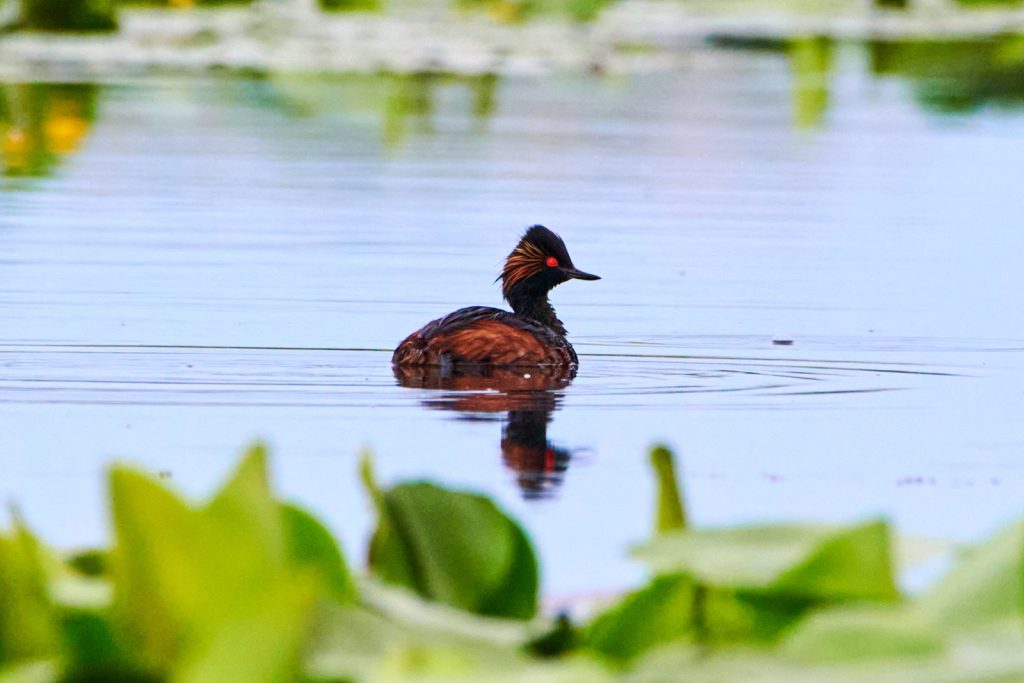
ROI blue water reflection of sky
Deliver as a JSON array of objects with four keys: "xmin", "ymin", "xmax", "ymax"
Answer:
[{"xmin": 1, "ymin": 46, "xmax": 1023, "ymax": 597}]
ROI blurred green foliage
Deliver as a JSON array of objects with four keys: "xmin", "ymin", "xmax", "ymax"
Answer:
[
  {"xmin": 0, "ymin": 443, "xmax": 1022, "ymax": 681},
  {"xmin": 362, "ymin": 455, "xmax": 539, "ymax": 619},
  {"xmin": 115, "ymin": 0, "xmax": 259, "ymax": 8},
  {"xmin": 789, "ymin": 36, "xmax": 833, "ymax": 128},
  {"xmin": 0, "ymin": 83, "xmax": 99, "ymax": 178},
  {"xmin": 319, "ymin": 0, "xmax": 381, "ymax": 12},
  {"xmin": 650, "ymin": 444, "xmax": 686, "ymax": 533},
  {"xmin": 782, "ymin": 35, "xmax": 1024, "ymax": 126},
  {"xmin": 870, "ymin": 38, "xmax": 1024, "ymax": 112},
  {"xmin": 16, "ymin": 0, "xmax": 117, "ymax": 31},
  {"xmin": 6, "ymin": 40, "xmax": 1024, "ymax": 181},
  {"xmin": 955, "ymin": 0, "xmax": 1023, "ymax": 5},
  {"xmin": 456, "ymin": 0, "xmax": 616, "ymax": 23}
]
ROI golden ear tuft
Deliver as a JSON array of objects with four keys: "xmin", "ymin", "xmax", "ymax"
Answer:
[{"xmin": 501, "ymin": 240, "xmax": 548, "ymax": 294}]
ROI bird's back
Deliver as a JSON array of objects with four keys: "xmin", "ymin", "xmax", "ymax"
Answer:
[{"xmin": 391, "ymin": 306, "xmax": 577, "ymax": 368}]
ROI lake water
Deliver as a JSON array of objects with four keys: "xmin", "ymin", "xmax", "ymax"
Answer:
[{"xmin": 2, "ymin": 41, "xmax": 1023, "ymax": 600}]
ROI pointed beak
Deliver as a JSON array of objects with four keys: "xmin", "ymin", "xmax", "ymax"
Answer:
[{"xmin": 563, "ymin": 266, "xmax": 600, "ymax": 281}]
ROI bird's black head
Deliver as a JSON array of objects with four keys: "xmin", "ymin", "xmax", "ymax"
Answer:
[{"xmin": 499, "ymin": 225, "xmax": 600, "ymax": 306}]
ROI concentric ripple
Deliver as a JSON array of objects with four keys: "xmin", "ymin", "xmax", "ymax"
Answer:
[
  {"xmin": 0, "ymin": 338, "xmax": 969, "ymax": 409},
  {"xmin": 578, "ymin": 354, "xmax": 956, "ymax": 404}
]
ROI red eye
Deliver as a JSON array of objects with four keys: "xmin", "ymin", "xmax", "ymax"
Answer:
[{"xmin": 546, "ymin": 256, "xmax": 558, "ymax": 267}]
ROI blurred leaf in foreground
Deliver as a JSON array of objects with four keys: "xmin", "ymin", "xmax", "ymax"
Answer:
[
  {"xmin": 362, "ymin": 455, "xmax": 538, "ymax": 619},
  {"xmin": 0, "ymin": 660, "xmax": 59, "ymax": 683},
  {"xmin": 650, "ymin": 445, "xmax": 686, "ymax": 534},
  {"xmin": 626, "ymin": 620, "xmax": 1024, "ymax": 683},
  {"xmin": 915, "ymin": 521, "xmax": 1023, "ymax": 631},
  {"xmin": 16, "ymin": 0, "xmax": 117, "ymax": 31},
  {"xmin": 306, "ymin": 579, "xmax": 601, "ymax": 682},
  {"xmin": 585, "ymin": 574, "xmax": 695, "ymax": 663},
  {"xmin": 173, "ymin": 576, "xmax": 318, "ymax": 683},
  {"xmin": 108, "ymin": 444, "xmax": 343, "ymax": 680},
  {"xmin": 583, "ymin": 448, "xmax": 902, "ymax": 662},
  {"xmin": 281, "ymin": 503, "xmax": 356, "ymax": 604},
  {"xmin": 633, "ymin": 519, "xmax": 899, "ymax": 603},
  {"xmin": 0, "ymin": 515, "xmax": 59, "ymax": 667},
  {"xmin": 4, "ymin": 441, "xmax": 1024, "ymax": 682},
  {"xmin": 780, "ymin": 605, "xmax": 945, "ymax": 662}
]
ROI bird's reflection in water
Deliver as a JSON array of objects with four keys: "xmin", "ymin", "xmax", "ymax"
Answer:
[{"xmin": 393, "ymin": 364, "xmax": 577, "ymax": 499}]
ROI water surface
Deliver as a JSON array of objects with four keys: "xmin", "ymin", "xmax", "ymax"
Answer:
[{"xmin": 2, "ymin": 43, "xmax": 1023, "ymax": 597}]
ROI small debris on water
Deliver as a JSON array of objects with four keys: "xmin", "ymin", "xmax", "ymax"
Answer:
[{"xmin": 772, "ymin": 336, "xmax": 794, "ymax": 346}]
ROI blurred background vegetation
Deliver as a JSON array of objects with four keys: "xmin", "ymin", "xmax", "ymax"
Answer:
[
  {"xmin": 0, "ymin": 0, "xmax": 625, "ymax": 29},
  {"xmin": 0, "ymin": 83, "xmax": 98, "ymax": 176},
  {"xmin": 7, "ymin": 0, "xmax": 1022, "ymax": 32},
  {"xmin": 5, "ymin": 34, "xmax": 1024, "ymax": 177}
]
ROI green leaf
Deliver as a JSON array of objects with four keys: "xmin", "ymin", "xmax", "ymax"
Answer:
[
  {"xmin": 526, "ymin": 614, "xmax": 578, "ymax": 658},
  {"xmin": 781, "ymin": 606, "xmax": 945, "ymax": 662},
  {"xmin": 281, "ymin": 503, "xmax": 357, "ymax": 604},
  {"xmin": 307, "ymin": 583, "xmax": 531, "ymax": 682},
  {"xmin": 202, "ymin": 443, "xmax": 286, "ymax": 595},
  {"xmin": 50, "ymin": 572, "xmax": 110, "ymax": 612},
  {"xmin": 633, "ymin": 520, "xmax": 898, "ymax": 602},
  {"xmin": 0, "ymin": 524, "xmax": 119, "ymax": 681},
  {"xmin": 0, "ymin": 516, "xmax": 60, "ymax": 665},
  {"xmin": 480, "ymin": 515, "xmax": 537, "ymax": 619},
  {"xmin": 358, "ymin": 578, "xmax": 539, "ymax": 647},
  {"xmin": 65, "ymin": 549, "xmax": 106, "ymax": 578},
  {"xmin": 363, "ymin": 463, "xmax": 539, "ymax": 619},
  {"xmin": 108, "ymin": 465, "xmax": 204, "ymax": 670},
  {"xmin": 627, "ymin": 624, "xmax": 1024, "ymax": 683},
  {"xmin": 649, "ymin": 445, "xmax": 686, "ymax": 534},
  {"xmin": 698, "ymin": 589, "xmax": 811, "ymax": 645},
  {"xmin": 373, "ymin": 653, "xmax": 611, "ymax": 683},
  {"xmin": 915, "ymin": 521, "xmax": 1023, "ymax": 631},
  {"xmin": 0, "ymin": 660, "xmax": 59, "ymax": 683},
  {"xmin": 773, "ymin": 520, "xmax": 898, "ymax": 601},
  {"xmin": 60, "ymin": 608, "xmax": 136, "ymax": 680},
  {"xmin": 108, "ymin": 444, "xmax": 322, "ymax": 678},
  {"xmin": 584, "ymin": 578, "xmax": 811, "ymax": 660},
  {"xmin": 307, "ymin": 580, "xmax": 606, "ymax": 683},
  {"xmin": 585, "ymin": 574, "xmax": 695, "ymax": 663},
  {"xmin": 173, "ymin": 575, "xmax": 319, "ymax": 683},
  {"xmin": 362, "ymin": 454, "xmax": 420, "ymax": 591}
]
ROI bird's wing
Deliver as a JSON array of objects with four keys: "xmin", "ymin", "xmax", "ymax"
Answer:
[{"xmin": 394, "ymin": 307, "xmax": 564, "ymax": 366}]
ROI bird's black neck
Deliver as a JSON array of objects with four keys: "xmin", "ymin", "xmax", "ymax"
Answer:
[{"xmin": 508, "ymin": 292, "xmax": 566, "ymax": 336}]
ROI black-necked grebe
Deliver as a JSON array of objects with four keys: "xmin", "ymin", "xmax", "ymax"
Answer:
[{"xmin": 392, "ymin": 225, "xmax": 600, "ymax": 369}]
